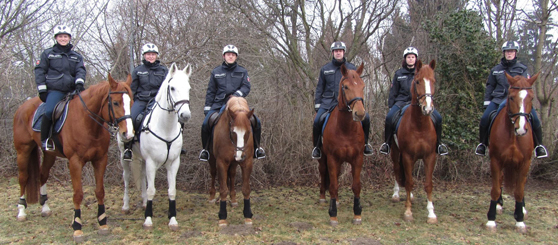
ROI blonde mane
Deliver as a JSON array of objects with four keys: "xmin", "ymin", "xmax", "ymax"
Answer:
[{"xmin": 226, "ymin": 96, "xmax": 249, "ymax": 113}]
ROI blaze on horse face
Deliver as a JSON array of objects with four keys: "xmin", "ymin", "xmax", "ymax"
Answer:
[
  {"xmin": 414, "ymin": 60, "xmax": 437, "ymax": 116},
  {"xmin": 229, "ymin": 107, "xmax": 254, "ymax": 162},
  {"xmin": 505, "ymin": 72, "xmax": 538, "ymax": 136},
  {"xmin": 106, "ymin": 74, "xmax": 134, "ymax": 142},
  {"xmin": 340, "ymin": 63, "xmax": 366, "ymax": 121}
]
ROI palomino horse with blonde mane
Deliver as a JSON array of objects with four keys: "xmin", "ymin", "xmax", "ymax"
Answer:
[
  {"xmin": 118, "ymin": 63, "xmax": 191, "ymax": 231},
  {"xmin": 390, "ymin": 60, "xmax": 439, "ymax": 224},
  {"xmin": 318, "ymin": 63, "xmax": 366, "ymax": 226},
  {"xmin": 13, "ymin": 74, "xmax": 134, "ymax": 242},
  {"xmin": 208, "ymin": 96, "xmax": 255, "ymax": 227},
  {"xmin": 485, "ymin": 73, "xmax": 539, "ymax": 233}
]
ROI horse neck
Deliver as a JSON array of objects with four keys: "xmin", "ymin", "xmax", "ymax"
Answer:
[
  {"xmin": 150, "ymin": 94, "xmax": 179, "ymax": 132},
  {"xmin": 408, "ymin": 96, "xmax": 431, "ymax": 128},
  {"xmin": 331, "ymin": 107, "xmax": 360, "ymax": 130},
  {"xmin": 77, "ymin": 90, "xmax": 106, "ymax": 129}
]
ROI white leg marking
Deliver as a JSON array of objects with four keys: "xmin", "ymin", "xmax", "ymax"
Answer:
[
  {"xmin": 515, "ymin": 221, "xmax": 525, "ymax": 228},
  {"xmin": 392, "ymin": 181, "xmax": 400, "ymax": 199},
  {"xmin": 17, "ymin": 204, "xmax": 27, "ymax": 220},
  {"xmin": 427, "ymin": 201, "xmax": 436, "ymax": 219},
  {"xmin": 40, "ymin": 184, "xmax": 47, "ymax": 195},
  {"xmin": 486, "ymin": 220, "xmax": 496, "ymax": 228}
]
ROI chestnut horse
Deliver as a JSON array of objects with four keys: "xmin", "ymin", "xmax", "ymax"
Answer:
[
  {"xmin": 13, "ymin": 74, "xmax": 134, "ymax": 242},
  {"xmin": 208, "ymin": 96, "xmax": 255, "ymax": 227},
  {"xmin": 318, "ymin": 63, "xmax": 366, "ymax": 226},
  {"xmin": 485, "ymin": 73, "xmax": 539, "ymax": 233},
  {"xmin": 390, "ymin": 60, "xmax": 438, "ymax": 223}
]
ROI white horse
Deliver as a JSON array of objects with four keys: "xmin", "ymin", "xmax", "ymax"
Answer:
[{"xmin": 117, "ymin": 63, "xmax": 192, "ymax": 231}]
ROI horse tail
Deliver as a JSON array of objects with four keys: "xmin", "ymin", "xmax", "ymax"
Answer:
[{"xmin": 25, "ymin": 146, "xmax": 41, "ymax": 204}]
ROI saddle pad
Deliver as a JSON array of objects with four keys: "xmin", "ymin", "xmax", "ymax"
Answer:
[
  {"xmin": 32, "ymin": 103, "xmax": 69, "ymax": 133},
  {"xmin": 395, "ymin": 105, "xmax": 410, "ymax": 133}
]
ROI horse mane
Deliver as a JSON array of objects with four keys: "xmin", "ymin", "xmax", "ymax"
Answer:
[{"xmin": 226, "ymin": 97, "xmax": 250, "ymax": 113}]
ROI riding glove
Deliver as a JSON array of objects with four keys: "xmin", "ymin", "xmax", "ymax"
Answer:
[
  {"xmin": 39, "ymin": 92, "xmax": 47, "ymax": 102},
  {"xmin": 75, "ymin": 83, "xmax": 85, "ymax": 93}
]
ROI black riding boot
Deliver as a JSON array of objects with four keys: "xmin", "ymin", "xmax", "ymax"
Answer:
[
  {"xmin": 435, "ymin": 120, "xmax": 448, "ymax": 155},
  {"xmin": 198, "ymin": 125, "xmax": 210, "ymax": 161},
  {"xmin": 41, "ymin": 117, "xmax": 54, "ymax": 151},
  {"xmin": 123, "ymin": 141, "xmax": 133, "ymax": 161},
  {"xmin": 362, "ymin": 114, "xmax": 373, "ymax": 156},
  {"xmin": 379, "ymin": 122, "xmax": 392, "ymax": 155},
  {"xmin": 252, "ymin": 118, "xmax": 265, "ymax": 159},
  {"xmin": 532, "ymin": 124, "xmax": 548, "ymax": 158},
  {"xmin": 475, "ymin": 123, "xmax": 488, "ymax": 156},
  {"xmin": 312, "ymin": 120, "xmax": 322, "ymax": 159}
]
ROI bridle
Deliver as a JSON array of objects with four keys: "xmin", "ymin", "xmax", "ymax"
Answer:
[
  {"xmin": 228, "ymin": 116, "xmax": 248, "ymax": 153},
  {"xmin": 155, "ymin": 78, "xmax": 190, "ymax": 113},
  {"xmin": 78, "ymin": 89, "xmax": 131, "ymax": 137},
  {"xmin": 507, "ymin": 86, "xmax": 532, "ymax": 125},
  {"xmin": 411, "ymin": 78, "xmax": 434, "ymax": 107},
  {"xmin": 339, "ymin": 77, "xmax": 364, "ymax": 112}
]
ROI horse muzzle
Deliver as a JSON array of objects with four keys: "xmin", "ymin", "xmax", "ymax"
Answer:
[
  {"xmin": 235, "ymin": 151, "xmax": 246, "ymax": 162},
  {"xmin": 421, "ymin": 105, "xmax": 434, "ymax": 116}
]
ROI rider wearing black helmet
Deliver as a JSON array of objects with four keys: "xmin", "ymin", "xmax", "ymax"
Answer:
[{"xmin": 475, "ymin": 41, "xmax": 548, "ymax": 158}]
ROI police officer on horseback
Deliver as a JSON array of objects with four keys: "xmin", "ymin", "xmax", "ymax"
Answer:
[
  {"xmin": 475, "ymin": 41, "xmax": 548, "ymax": 158},
  {"xmin": 312, "ymin": 41, "xmax": 374, "ymax": 159},
  {"xmin": 198, "ymin": 44, "xmax": 266, "ymax": 161},
  {"xmin": 122, "ymin": 43, "xmax": 168, "ymax": 160},
  {"xmin": 379, "ymin": 47, "xmax": 449, "ymax": 155},
  {"xmin": 35, "ymin": 25, "xmax": 86, "ymax": 151}
]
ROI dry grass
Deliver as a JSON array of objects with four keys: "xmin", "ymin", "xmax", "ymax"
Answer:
[{"xmin": 1, "ymin": 176, "xmax": 557, "ymax": 244}]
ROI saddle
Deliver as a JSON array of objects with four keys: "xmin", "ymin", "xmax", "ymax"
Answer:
[
  {"xmin": 393, "ymin": 105, "xmax": 437, "ymax": 137},
  {"xmin": 133, "ymin": 99, "xmax": 157, "ymax": 142},
  {"xmin": 205, "ymin": 109, "xmax": 256, "ymax": 152},
  {"xmin": 32, "ymin": 94, "xmax": 73, "ymax": 133}
]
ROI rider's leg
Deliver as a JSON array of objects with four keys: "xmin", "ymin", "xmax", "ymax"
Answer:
[
  {"xmin": 380, "ymin": 106, "xmax": 399, "ymax": 154},
  {"xmin": 124, "ymin": 101, "xmax": 147, "ymax": 160},
  {"xmin": 251, "ymin": 115, "xmax": 265, "ymax": 159},
  {"xmin": 432, "ymin": 110, "xmax": 448, "ymax": 155},
  {"xmin": 362, "ymin": 113, "xmax": 373, "ymax": 156},
  {"xmin": 198, "ymin": 111, "xmax": 215, "ymax": 161},
  {"xmin": 530, "ymin": 109, "xmax": 548, "ymax": 158},
  {"xmin": 41, "ymin": 91, "xmax": 65, "ymax": 151},
  {"xmin": 476, "ymin": 102, "xmax": 498, "ymax": 156},
  {"xmin": 312, "ymin": 108, "xmax": 327, "ymax": 159}
]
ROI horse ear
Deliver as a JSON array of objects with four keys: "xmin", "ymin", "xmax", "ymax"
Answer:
[
  {"xmin": 247, "ymin": 108, "xmax": 255, "ymax": 120},
  {"xmin": 169, "ymin": 63, "xmax": 177, "ymax": 76},
  {"xmin": 183, "ymin": 64, "xmax": 192, "ymax": 76},
  {"xmin": 527, "ymin": 72, "xmax": 539, "ymax": 86},
  {"xmin": 125, "ymin": 74, "xmax": 132, "ymax": 86},
  {"xmin": 356, "ymin": 63, "xmax": 364, "ymax": 76},
  {"xmin": 505, "ymin": 72, "xmax": 517, "ymax": 85},
  {"xmin": 416, "ymin": 60, "xmax": 423, "ymax": 70},
  {"xmin": 340, "ymin": 63, "xmax": 348, "ymax": 77},
  {"xmin": 429, "ymin": 59, "xmax": 436, "ymax": 70},
  {"xmin": 108, "ymin": 73, "xmax": 118, "ymax": 89}
]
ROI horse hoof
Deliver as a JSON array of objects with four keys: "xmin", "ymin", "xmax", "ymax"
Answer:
[
  {"xmin": 427, "ymin": 217, "xmax": 438, "ymax": 224},
  {"xmin": 208, "ymin": 198, "xmax": 217, "ymax": 204},
  {"xmin": 41, "ymin": 210, "xmax": 52, "ymax": 217},
  {"xmin": 98, "ymin": 225, "xmax": 110, "ymax": 235},
  {"xmin": 330, "ymin": 217, "xmax": 338, "ymax": 227},
  {"xmin": 486, "ymin": 225, "xmax": 497, "ymax": 233},
  {"xmin": 143, "ymin": 224, "xmax": 153, "ymax": 230},
  {"xmin": 403, "ymin": 214, "xmax": 414, "ymax": 222},
  {"xmin": 391, "ymin": 197, "xmax": 400, "ymax": 202},
  {"xmin": 73, "ymin": 230, "xmax": 85, "ymax": 243},
  {"xmin": 516, "ymin": 226, "xmax": 527, "ymax": 233},
  {"xmin": 352, "ymin": 216, "xmax": 362, "ymax": 225},
  {"xmin": 16, "ymin": 216, "xmax": 26, "ymax": 222},
  {"xmin": 169, "ymin": 224, "xmax": 179, "ymax": 231},
  {"xmin": 231, "ymin": 202, "xmax": 238, "ymax": 207},
  {"xmin": 319, "ymin": 199, "xmax": 326, "ymax": 204},
  {"xmin": 121, "ymin": 208, "xmax": 131, "ymax": 215},
  {"xmin": 218, "ymin": 220, "xmax": 228, "ymax": 227},
  {"xmin": 245, "ymin": 218, "xmax": 253, "ymax": 225}
]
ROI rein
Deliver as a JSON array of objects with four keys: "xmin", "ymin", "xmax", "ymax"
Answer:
[
  {"xmin": 339, "ymin": 77, "xmax": 364, "ymax": 112},
  {"xmin": 506, "ymin": 86, "xmax": 532, "ymax": 125},
  {"xmin": 77, "ymin": 89, "xmax": 131, "ymax": 137}
]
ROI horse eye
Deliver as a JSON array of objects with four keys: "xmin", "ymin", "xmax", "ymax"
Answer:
[
  {"xmin": 344, "ymin": 85, "xmax": 348, "ymax": 89},
  {"xmin": 113, "ymin": 102, "xmax": 119, "ymax": 106},
  {"xmin": 509, "ymin": 97, "xmax": 514, "ymax": 101},
  {"xmin": 170, "ymin": 87, "xmax": 175, "ymax": 91}
]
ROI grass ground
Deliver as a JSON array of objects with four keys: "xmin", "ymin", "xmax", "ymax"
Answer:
[{"xmin": 0, "ymin": 176, "xmax": 557, "ymax": 244}]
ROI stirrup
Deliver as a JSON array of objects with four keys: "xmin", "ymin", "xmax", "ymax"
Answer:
[
  {"xmin": 379, "ymin": 143, "xmax": 390, "ymax": 155},
  {"xmin": 312, "ymin": 147, "xmax": 321, "ymax": 159},
  {"xmin": 364, "ymin": 143, "xmax": 373, "ymax": 156},
  {"xmin": 198, "ymin": 149, "xmax": 209, "ymax": 161},
  {"xmin": 123, "ymin": 149, "xmax": 132, "ymax": 161},
  {"xmin": 255, "ymin": 147, "xmax": 266, "ymax": 159},
  {"xmin": 437, "ymin": 144, "xmax": 449, "ymax": 156},
  {"xmin": 534, "ymin": 145, "xmax": 548, "ymax": 159},
  {"xmin": 475, "ymin": 143, "xmax": 486, "ymax": 156},
  {"xmin": 43, "ymin": 138, "xmax": 55, "ymax": 151}
]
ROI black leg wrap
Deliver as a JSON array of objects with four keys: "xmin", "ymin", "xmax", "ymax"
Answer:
[
  {"xmin": 514, "ymin": 201, "xmax": 525, "ymax": 222},
  {"xmin": 98, "ymin": 204, "xmax": 107, "ymax": 226},
  {"xmin": 487, "ymin": 200, "xmax": 498, "ymax": 221},
  {"xmin": 145, "ymin": 200, "xmax": 153, "ymax": 218},
  {"xmin": 353, "ymin": 197, "xmax": 362, "ymax": 216},
  {"xmin": 218, "ymin": 201, "xmax": 227, "ymax": 220},
  {"xmin": 328, "ymin": 198, "xmax": 337, "ymax": 217},
  {"xmin": 72, "ymin": 209, "xmax": 82, "ymax": 231},
  {"xmin": 18, "ymin": 198, "xmax": 27, "ymax": 208},
  {"xmin": 243, "ymin": 199, "xmax": 253, "ymax": 219},
  {"xmin": 40, "ymin": 194, "xmax": 48, "ymax": 206},
  {"xmin": 168, "ymin": 199, "xmax": 176, "ymax": 219}
]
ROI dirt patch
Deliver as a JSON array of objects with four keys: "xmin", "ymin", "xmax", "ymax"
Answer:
[
  {"xmin": 219, "ymin": 224, "xmax": 255, "ymax": 236},
  {"xmin": 290, "ymin": 222, "xmax": 313, "ymax": 231},
  {"xmin": 180, "ymin": 230, "xmax": 202, "ymax": 239},
  {"xmin": 347, "ymin": 237, "xmax": 382, "ymax": 245}
]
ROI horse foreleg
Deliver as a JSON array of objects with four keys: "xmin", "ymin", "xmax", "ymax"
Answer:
[
  {"xmin": 228, "ymin": 163, "xmax": 238, "ymax": 207},
  {"xmin": 240, "ymin": 161, "xmax": 253, "ymax": 225},
  {"xmin": 424, "ymin": 154, "xmax": 437, "ymax": 224},
  {"xmin": 68, "ymin": 157, "xmax": 85, "ymax": 243},
  {"xmin": 166, "ymin": 158, "xmax": 180, "ymax": 231},
  {"xmin": 92, "ymin": 157, "xmax": 109, "ymax": 235},
  {"xmin": 513, "ymin": 163, "xmax": 530, "ymax": 233},
  {"xmin": 327, "ymin": 161, "xmax": 340, "ymax": 226},
  {"xmin": 143, "ymin": 160, "xmax": 157, "ymax": 230},
  {"xmin": 402, "ymin": 155, "xmax": 414, "ymax": 222},
  {"xmin": 217, "ymin": 160, "xmax": 229, "ymax": 227},
  {"xmin": 351, "ymin": 158, "xmax": 363, "ymax": 225},
  {"xmin": 39, "ymin": 154, "xmax": 55, "ymax": 218},
  {"xmin": 486, "ymin": 159, "xmax": 502, "ymax": 232},
  {"xmin": 121, "ymin": 158, "xmax": 131, "ymax": 214},
  {"xmin": 318, "ymin": 158, "xmax": 328, "ymax": 203},
  {"xmin": 208, "ymin": 159, "xmax": 217, "ymax": 203}
]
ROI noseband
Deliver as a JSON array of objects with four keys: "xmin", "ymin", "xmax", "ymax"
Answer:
[
  {"xmin": 339, "ymin": 77, "xmax": 364, "ymax": 112},
  {"xmin": 507, "ymin": 86, "xmax": 532, "ymax": 125}
]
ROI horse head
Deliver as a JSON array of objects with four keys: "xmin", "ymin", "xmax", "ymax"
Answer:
[
  {"xmin": 106, "ymin": 73, "xmax": 134, "ymax": 141},
  {"xmin": 413, "ymin": 60, "xmax": 436, "ymax": 115},
  {"xmin": 226, "ymin": 97, "xmax": 254, "ymax": 162},
  {"xmin": 157, "ymin": 63, "xmax": 192, "ymax": 123},
  {"xmin": 505, "ymin": 72, "xmax": 538, "ymax": 136},
  {"xmin": 339, "ymin": 63, "xmax": 366, "ymax": 121}
]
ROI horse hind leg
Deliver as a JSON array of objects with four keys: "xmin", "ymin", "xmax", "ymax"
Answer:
[
  {"xmin": 92, "ymin": 158, "xmax": 110, "ymax": 235},
  {"xmin": 121, "ymin": 159, "xmax": 132, "ymax": 214},
  {"xmin": 318, "ymin": 157, "xmax": 328, "ymax": 203},
  {"xmin": 143, "ymin": 161, "xmax": 158, "ymax": 230},
  {"xmin": 208, "ymin": 159, "xmax": 217, "ymax": 204},
  {"xmin": 16, "ymin": 145, "xmax": 41, "ymax": 221}
]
